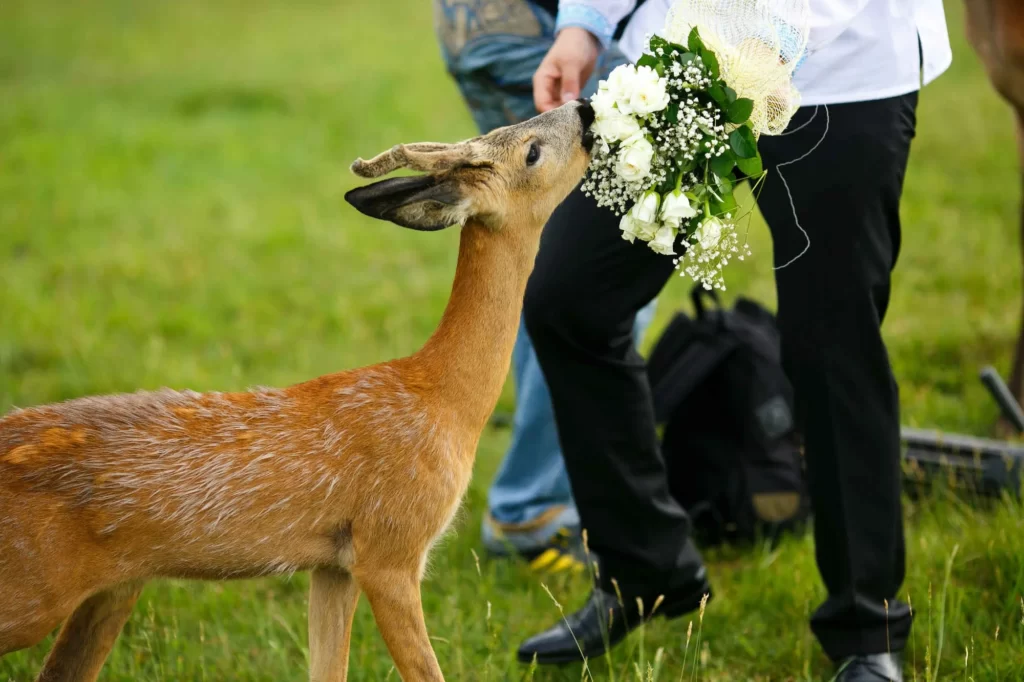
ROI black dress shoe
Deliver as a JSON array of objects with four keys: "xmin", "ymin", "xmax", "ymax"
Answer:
[
  {"xmin": 517, "ymin": 568, "xmax": 711, "ymax": 664},
  {"xmin": 835, "ymin": 653, "xmax": 903, "ymax": 682}
]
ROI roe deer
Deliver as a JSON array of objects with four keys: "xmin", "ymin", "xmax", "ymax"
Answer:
[{"xmin": 0, "ymin": 99, "xmax": 597, "ymax": 682}]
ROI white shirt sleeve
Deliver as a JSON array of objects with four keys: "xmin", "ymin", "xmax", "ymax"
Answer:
[{"xmin": 555, "ymin": 1, "xmax": 639, "ymax": 48}]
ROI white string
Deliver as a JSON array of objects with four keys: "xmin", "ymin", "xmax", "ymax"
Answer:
[
  {"xmin": 777, "ymin": 104, "xmax": 818, "ymax": 136},
  {"xmin": 772, "ymin": 104, "xmax": 829, "ymax": 271}
]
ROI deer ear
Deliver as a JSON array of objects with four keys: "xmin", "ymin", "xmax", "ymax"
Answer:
[{"xmin": 344, "ymin": 175, "xmax": 468, "ymax": 231}]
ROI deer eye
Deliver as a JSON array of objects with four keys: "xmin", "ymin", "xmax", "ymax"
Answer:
[{"xmin": 526, "ymin": 141, "xmax": 541, "ymax": 166}]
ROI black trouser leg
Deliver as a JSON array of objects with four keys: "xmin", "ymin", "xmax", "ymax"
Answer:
[
  {"xmin": 523, "ymin": 188, "xmax": 704, "ymax": 596},
  {"xmin": 756, "ymin": 94, "xmax": 919, "ymax": 659}
]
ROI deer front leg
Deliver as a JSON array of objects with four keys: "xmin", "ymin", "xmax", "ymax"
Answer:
[
  {"xmin": 36, "ymin": 581, "xmax": 144, "ymax": 682},
  {"xmin": 309, "ymin": 567, "xmax": 361, "ymax": 682},
  {"xmin": 353, "ymin": 564, "xmax": 444, "ymax": 682}
]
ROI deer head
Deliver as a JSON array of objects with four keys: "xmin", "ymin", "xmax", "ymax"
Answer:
[{"xmin": 345, "ymin": 99, "xmax": 596, "ymax": 232}]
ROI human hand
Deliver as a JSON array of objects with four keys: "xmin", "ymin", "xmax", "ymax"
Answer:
[{"xmin": 532, "ymin": 26, "xmax": 601, "ymax": 113}]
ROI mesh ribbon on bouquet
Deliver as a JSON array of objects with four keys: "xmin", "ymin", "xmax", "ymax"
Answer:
[{"xmin": 583, "ymin": 0, "xmax": 810, "ymax": 290}]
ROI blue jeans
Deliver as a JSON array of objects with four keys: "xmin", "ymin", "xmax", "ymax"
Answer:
[{"xmin": 434, "ymin": 0, "xmax": 657, "ymax": 533}]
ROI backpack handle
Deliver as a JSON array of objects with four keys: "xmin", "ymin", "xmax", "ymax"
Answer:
[{"xmin": 690, "ymin": 285, "xmax": 722, "ymax": 321}]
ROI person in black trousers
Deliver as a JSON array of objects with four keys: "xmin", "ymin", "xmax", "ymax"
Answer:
[{"xmin": 516, "ymin": 90, "xmax": 922, "ymax": 681}]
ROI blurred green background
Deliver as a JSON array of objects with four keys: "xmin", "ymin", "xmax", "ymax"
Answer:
[{"xmin": 2, "ymin": 1, "xmax": 1023, "ymax": 680}]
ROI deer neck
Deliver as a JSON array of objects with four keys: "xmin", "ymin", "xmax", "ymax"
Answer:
[{"xmin": 415, "ymin": 218, "xmax": 540, "ymax": 433}]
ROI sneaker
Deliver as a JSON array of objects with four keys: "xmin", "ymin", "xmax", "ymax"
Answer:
[{"xmin": 481, "ymin": 505, "xmax": 590, "ymax": 574}]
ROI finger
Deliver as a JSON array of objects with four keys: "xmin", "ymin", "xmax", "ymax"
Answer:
[
  {"xmin": 560, "ymin": 63, "xmax": 582, "ymax": 105},
  {"xmin": 533, "ymin": 64, "xmax": 562, "ymax": 113}
]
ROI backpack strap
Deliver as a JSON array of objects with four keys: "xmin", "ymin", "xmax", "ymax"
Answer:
[
  {"xmin": 646, "ymin": 312, "xmax": 698, "ymax": 382},
  {"xmin": 649, "ymin": 326, "xmax": 739, "ymax": 423},
  {"xmin": 690, "ymin": 286, "xmax": 723, "ymax": 322},
  {"xmin": 648, "ymin": 285, "xmax": 737, "ymax": 422}
]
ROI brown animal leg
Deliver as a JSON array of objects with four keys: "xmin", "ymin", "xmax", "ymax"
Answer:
[
  {"xmin": 35, "ymin": 582, "xmax": 144, "ymax": 682},
  {"xmin": 1006, "ymin": 109, "xmax": 1024, "ymax": 425},
  {"xmin": 308, "ymin": 567, "xmax": 361, "ymax": 682},
  {"xmin": 354, "ymin": 566, "xmax": 444, "ymax": 682}
]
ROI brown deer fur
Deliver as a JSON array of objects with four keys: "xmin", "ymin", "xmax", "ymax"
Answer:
[
  {"xmin": 0, "ymin": 100, "xmax": 596, "ymax": 682},
  {"xmin": 964, "ymin": 0, "xmax": 1024, "ymax": 421}
]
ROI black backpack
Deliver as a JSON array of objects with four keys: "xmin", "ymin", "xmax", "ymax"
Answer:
[{"xmin": 646, "ymin": 286, "xmax": 810, "ymax": 547}]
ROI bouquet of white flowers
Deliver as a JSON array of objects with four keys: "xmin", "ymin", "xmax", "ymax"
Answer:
[{"xmin": 584, "ymin": 0, "xmax": 809, "ymax": 290}]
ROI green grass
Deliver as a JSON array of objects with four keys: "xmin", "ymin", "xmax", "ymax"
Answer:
[{"xmin": 2, "ymin": 0, "xmax": 1024, "ymax": 680}]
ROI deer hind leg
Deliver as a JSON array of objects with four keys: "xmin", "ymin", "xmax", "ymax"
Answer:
[
  {"xmin": 308, "ymin": 567, "xmax": 361, "ymax": 682},
  {"xmin": 353, "ymin": 563, "xmax": 444, "ymax": 682},
  {"xmin": 35, "ymin": 581, "xmax": 144, "ymax": 682}
]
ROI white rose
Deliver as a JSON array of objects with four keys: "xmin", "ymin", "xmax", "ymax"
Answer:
[
  {"xmin": 619, "ymin": 192, "xmax": 660, "ymax": 243},
  {"xmin": 697, "ymin": 217, "xmax": 725, "ymax": 250},
  {"xmin": 631, "ymin": 190, "xmax": 661, "ymax": 224},
  {"xmin": 592, "ymin": 111, "xmax": 641, "ymax": 143},
  {"xmin": 622, "ymin": 216, "xmax": 655, "ymax": 242},
  {"xmin": 615, "ymin": 133, "xmax": 654, "ymax": 181},
  {"xmin": 649, "ymin": 224, "xmax": 678, "ymax": 255},
  {"xmin": 660, "ymin": 189, "xmax": 698, "ymax": 227},
  {"xmin": 635, "ymin": 219, "xmax": 658, "ymax": 241},
  {"xmin": 628, "ymin": 65, "xmax": 670, "ymax": 115},
  {"xmin": 590, "ymin": 86, "xmax": 617, "ymax": 118},
  {"xmin": 619, "ymin": 213, "xmax": 640, "ymax": 243},
  {"xmin": 605, "ymin": 64, "xmax": 637, "ymax": 114}
]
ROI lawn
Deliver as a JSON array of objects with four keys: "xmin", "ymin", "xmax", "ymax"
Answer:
[{"xmin": 1, "ymin": 1, "xmax": 1023, "ymax": 680}]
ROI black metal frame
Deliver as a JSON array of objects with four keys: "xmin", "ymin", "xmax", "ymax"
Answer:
[{"xmin": 901, "ymin": 367, "xmax": 1024, "ymax": 497}]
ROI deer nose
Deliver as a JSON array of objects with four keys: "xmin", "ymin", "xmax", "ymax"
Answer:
[
  {"xmin": 576, "ymin": 99, "xmax": 595, "ymax": 152},
  {"xmin": 576, "ymin": 98, "xmax": 595, "ymax": 130}
]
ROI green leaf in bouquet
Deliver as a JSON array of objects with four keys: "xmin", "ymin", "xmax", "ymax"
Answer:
[
  {"xmin": 687, "ymin": 27, "xmax": 705, "ymax": 53},
  {"xmin": 726, "ymin": 98, "xmax": 754, "ymax": 124},
  {"xmin": 678, "ymin": 52, "xmax": 697, "ymax": 69},
  {"xmin": 637, "ymin": 53, "xmax": 659, "ymax": 69},
  {"xmin": 699, "ymin": 47, "xmax": 720, "ymax": 80},
  {"xmin": 649, "ymin": 35, "xmax": 669, "ymax": 53},
  {"xmin": 715, "ymin": 172, "xmax": 734, "ymax": 196},
  {"xmin": 736, "ymin": 151, "xmax": 763, "ymax": 178},
  {"xmin": 666, "ymin": 102, "xmax": 680, "ymax": 123},
  {"xmin": 710, "ymin": 192, "xmax": 738, "ymax": 217},
  {"xmin": 666, "ymin": 40, "xmax": 688, "ymax": 54},
  {"xmin": 710, "ymin": 184, "xmax": 738, "ymax": 215},
  {"xmin": 722, "ymin": 85, "xmax": 737, "ymax": 104},
  {"xmin": 708, "ymin": 84, "xmax": 728, "ymax": 108},
  {"xmin": 729, "ymin": 125, "xmax": 758, "ymax": 159},
  {"xmin": 678, "ymin": 155, "xmax": 698, "ymax": 174},
  {"xmin": 709, "ymin": 151, "xmax": 735, "ymax": 179}
]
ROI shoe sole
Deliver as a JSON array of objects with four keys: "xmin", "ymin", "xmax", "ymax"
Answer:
[
  {"xmin": 483, "ymin": 545, "xmax": 588, "ymax": 573},
  {"xmin": 517, "ymin": 581, "xmax": 713, "ymax": 665}
]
